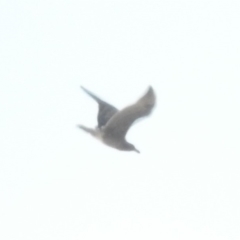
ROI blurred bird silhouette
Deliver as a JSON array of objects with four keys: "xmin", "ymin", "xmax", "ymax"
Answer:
[{"xmin": 77, "ymin": 86, "xmax": 156, "ymax": 153}]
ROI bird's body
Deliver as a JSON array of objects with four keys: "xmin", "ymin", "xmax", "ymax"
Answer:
[{"xmin": 78, "ymin": 86, "xmax": 156, "ymax": 153}]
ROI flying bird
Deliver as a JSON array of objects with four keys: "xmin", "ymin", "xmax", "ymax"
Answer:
[{"xmin": 77, "ymin": 86, "xmax": 156, "ymax": 153}]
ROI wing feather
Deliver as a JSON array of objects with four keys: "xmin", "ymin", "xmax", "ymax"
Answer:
[
  {"xmin": 81, "ymin": 86, "xmax": 118, "ymax": 127},
  {"xmin": 103, "ymin": 86, "xmax": 156, "ymax": 139}
]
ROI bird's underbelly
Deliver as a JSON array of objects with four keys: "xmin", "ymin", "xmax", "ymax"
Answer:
[
  {"xmin": 96, "ymin": 130, "xmax": 124, "ymax": 150},
  {"xmin": 102, "ymin": 137, "xmax": 123, "ymax": 149}
]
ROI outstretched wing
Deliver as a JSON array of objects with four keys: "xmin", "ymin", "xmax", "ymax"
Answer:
[
  {"xmin": 81, "ymin": 86, "xmax": 118, "ymax": 127},
  {"xmin": 103, "ymin": 86, "xmax": 156, "ymax": 139}
]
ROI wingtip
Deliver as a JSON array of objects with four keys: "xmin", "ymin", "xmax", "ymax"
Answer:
[
  {"xmin": 80, "ymin": 86, "xmax": 90, "ymax": 94},
  {"xmin": 147, "ymin": 86, "xmax": 154, "ymax": 95}
]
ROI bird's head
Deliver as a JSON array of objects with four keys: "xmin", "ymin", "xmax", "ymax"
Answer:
[
  {"xmin": 123, "ymin": 142, "xmax": 140, "ymax": 154},
  {"xmin": 133, "ymin": 147, "xmax": 140, "ymax": 154}
]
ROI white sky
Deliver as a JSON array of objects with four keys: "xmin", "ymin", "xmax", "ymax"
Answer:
[{"xmin": 0, "ymin": 1, "xmax": 240, "ymax": 239}]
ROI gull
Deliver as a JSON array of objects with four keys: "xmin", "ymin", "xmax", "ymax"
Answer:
[{"xmin": 77, "ymin": 86, "xmax": 156, "ymax": 153}]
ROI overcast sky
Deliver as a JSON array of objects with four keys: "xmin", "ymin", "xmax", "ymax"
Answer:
[{"xmin": 0, "ymin": 1, "xmax": 240, "ymax": 239}]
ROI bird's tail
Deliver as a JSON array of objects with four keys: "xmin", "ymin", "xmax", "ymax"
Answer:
[{"xmin": 77, "ymin": 124, "xmax": 96, "ymax": 136}]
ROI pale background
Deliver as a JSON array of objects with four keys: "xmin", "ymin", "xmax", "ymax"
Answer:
[{"xmin": 0, "ymin": 1, "xmax": 239, "ymax": 239}]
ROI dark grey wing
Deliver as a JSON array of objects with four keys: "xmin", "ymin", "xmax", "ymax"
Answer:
[
  {"xmin": 103, "ymin": 86, "xmax": 156, "ymax": 139},
  {"xmin": 81, "ymin": 86, "xmax": 118, "ymax": 127}
]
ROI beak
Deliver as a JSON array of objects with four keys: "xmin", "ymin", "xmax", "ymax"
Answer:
[{"xmin": 134, "ymin": 148, "xmax": 140, "ymax": 154}]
